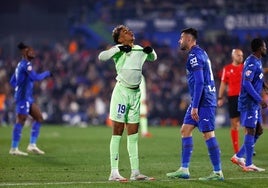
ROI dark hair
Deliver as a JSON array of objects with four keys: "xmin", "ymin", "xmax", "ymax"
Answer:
[
  {"xmin": 181, "ymin": 28, "xmax": 198, "ymax": 40},
  {"xmin": 112, "ymin": 25, "xmax": 125, "ymax": 44},
  {"xmin": 17, "ymin": 42, "xmax": 28, "ymax": 50},
  {"xmin": 251, "ymin": 38, "xmax": 264, "ymax": 52}
]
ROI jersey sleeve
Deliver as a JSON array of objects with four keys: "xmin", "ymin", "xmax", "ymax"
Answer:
[
  {"xmin": 146, "ymin": 49, "xmax": 157, "ymax": 61},
  {"xmin": 98, "ymin": 46, "xmax": 120, "ymax": 61},
  {"xmin": 26, "ymin": 63, "xmax": 50, "ymax": 81},
  {"xmin": 243, "ymin": 63, "xmax": 262, "ymax": 103},
  {"xmin": 10, "ymin": 73, "xmax": 16, "ymax": 88},
  {"xmin": 192, "ymin": 69, "xmax": 204, "ymax": 108}
]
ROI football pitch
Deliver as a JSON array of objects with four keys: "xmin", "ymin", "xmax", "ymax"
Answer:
[{"xmin": 0, "ymin": 125, "xmax": 267, "ymax": 188}]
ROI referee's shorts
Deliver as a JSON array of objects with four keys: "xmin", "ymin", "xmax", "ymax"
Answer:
[{"xmin": 227, "ymin": 96, "xmax": 240, "ymax": 118}]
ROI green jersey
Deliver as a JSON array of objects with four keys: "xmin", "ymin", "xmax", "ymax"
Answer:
[{"xmin": 98, "ymin": 44, "xmax": 157, "ymax": 88}]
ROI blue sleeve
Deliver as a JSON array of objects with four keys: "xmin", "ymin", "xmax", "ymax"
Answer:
[
  {"xmin": 243, "ymin": 79, "xmax": 262, "ymax": 103},
  {"xmin": 28, "ymin": 70, "xmax": 51, "ymax": 81},
  {"xmin": 192, "ymin": 69, "xmax": 204, "ymax": 108},
  {"xmin": 10, "ymin": 74, "xmax": 16, "ymax": 88}
]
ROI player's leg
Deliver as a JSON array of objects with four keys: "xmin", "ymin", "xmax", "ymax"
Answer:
[
  {"xmin": 27, "ymin": 103, "xmax": 45, "ymax": 154},
  {"xmin": 166, "ymin": 106, "xmax": 195, "ymax": 179},
  {"xmin": 108, "ymin": 83, "xmax": 128, "ymax": 181},
  {"xmin": 126, "ymin": 124, "xmax": 154, "ymax": 181},
  {"xmin": 166, "ymin": 124, "xmax": 194, "ymax": 179},
  {"xmin": 237, "ymin": 110, "xmax": 265, "ymax": 171},
  {"xmin": 230, "ymin": 117, "xmax": 240, "ymax": 153},
  {"xmin": 109, "ymin": 121, "xmax": 127, "ymax": 181},
  {"xmin": 199, "ymin": 131, "xmax": 224, "ymax": 180},
  {"xmin": 198, "ymin": 107, "xmax": 223, "ymax": 181},
  {"xmin": 253, "ymin": 110, "xmax": 264, "ymax": 156},
  {"xmin": 9, "ymin": 101, "xmax": 29, "ymax": 156},
  {"xmin": 228, "ymin": 96, "xmax": 240, "ymax": 154},
  {"xmin": 127, "ymin": 89, "xmax": 154, "ymax": 181}
]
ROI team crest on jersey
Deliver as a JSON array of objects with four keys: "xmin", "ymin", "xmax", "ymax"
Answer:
[
  {"xmin": 245, "ymin": 70, "xmax": 252, "ymax": 76},
  {"xmin": 190, "ymin": 56, "xmax": 198, "ymax": 67},
  {"xmin": 27, "ymin": 65, "xmax": 32, "ymax": 71}
]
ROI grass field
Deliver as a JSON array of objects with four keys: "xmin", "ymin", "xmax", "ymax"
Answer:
[{"xmin": 0, "ymin": 125, "xmax": 267, "ymax": 188}]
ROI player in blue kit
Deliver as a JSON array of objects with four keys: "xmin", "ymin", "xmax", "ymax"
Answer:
[
  {"xmin": 231, "ymin": 38, "xmax": 267, "ymax": 172},
  {"xmin": 166, "ymin": 28, "xmax": 224, "ymax": 180},
  {"xmin": 9, "ymin": 42, "xmax": 52, "ymax": 156}
]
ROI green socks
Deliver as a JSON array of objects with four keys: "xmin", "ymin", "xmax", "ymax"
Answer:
[
  {"xmin": 110, "ymin": 133, "xmax": 139, "ymax": 172},
  {"xmin": 127, "ymin": 133, "xmax": 139, "ymax": 170},
  {"xmin": 110, "ymin": 135, "xmax": 121, "ymax": 169}
]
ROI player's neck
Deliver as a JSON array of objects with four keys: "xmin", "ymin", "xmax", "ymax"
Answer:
[{"xmin": 252, "ymin": 52, "xmax": 261, "ymax": 59}]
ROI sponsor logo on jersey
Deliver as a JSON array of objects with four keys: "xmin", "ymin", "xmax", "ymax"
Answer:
[
  {"xmin": 190, "ymin": 56, "xmax": 198, "ymax": 68},
  {"xmin": 245, "ymin": 70, "xmax": 252, "ymax": 76}
]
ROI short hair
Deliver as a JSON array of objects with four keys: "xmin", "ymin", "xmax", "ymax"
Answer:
[
  {"xmin": 17, "ymin": 42, "xmax": 29, "ymax": 50},
  {"xmin": 112, "ymin": 25, "xmax": 126, "ymax": 44},
  {"xmin": 181, "ymin": 28, "xmax": 198, "ymax": 40},
  {"xmin": 251, "ymin": 38, "xmax": 264, "ymax": 52}
]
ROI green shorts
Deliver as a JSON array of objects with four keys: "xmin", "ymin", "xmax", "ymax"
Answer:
[{"xmin": 110, "ymin": 82, "xmax": 141, "ymax": 123}]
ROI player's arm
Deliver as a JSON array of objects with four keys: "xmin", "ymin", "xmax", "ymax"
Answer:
[
  {"xmin": 217, "ymin": 67, "xmax": 227, "ymax": 103},
  {"xmin": 192, "ymin": 69, "xmax": 204, "ymax": 108},
  {"xmin": 143, "ymin": 47, "xmax": 157, "ymax": 61},
  {"xmin": 243, "ymin": 64, "xmax": 262, "ymax": 103},
  {"xmin": 10, "ymin": 73, "xmax": 16, "ymax": 88},
  {"xmin": 28, "ymin": 70, "xmax": 51, "ymax": 81},
  {"xmin": 243, "ymin": 78, "xmax": 262, "ymax": 103},
  {"xmin": 217, "ymin": 81, "xmax": 227, "ymax": 106},
  {"xmin": 98, "ymin": 46, "xmax": 122, "ymax": 61}
]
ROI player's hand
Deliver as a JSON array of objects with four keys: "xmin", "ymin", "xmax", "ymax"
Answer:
[
  {"xmin": 143, "ymin": 46, "xmax": 153, "ymax": 54},
  {"xmin": 191, "ymin": 108, "xmax": 199, "ymax": 122},
  {"xmin": 217, "ymin": 98, "xmax": 224, "ymax": 107},
  {"xmin": 118, "ymin": 45, "xmax": 131, "ymax": 53},
  {"xmin": 49, "ymin": 70, "xmax": 56, "ymax": 77}
]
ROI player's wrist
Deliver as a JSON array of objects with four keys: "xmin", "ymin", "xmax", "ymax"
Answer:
[{"xmin": 217, "ymin": 97, "xmax": 223, "ymax": 100}]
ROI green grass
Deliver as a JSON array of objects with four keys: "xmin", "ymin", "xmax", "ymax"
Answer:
[{"xmin": 0, "ymin": 125, "xmax": 268, "ymax": 187}]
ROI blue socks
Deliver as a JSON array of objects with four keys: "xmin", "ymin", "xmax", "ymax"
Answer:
[
  {"xmin": 244, "ymin": 134, "xmax": 254, "ymax": 166},
  {"xmin": 30, "ymin": 122, "xmax": 41, "ymax": 144},
  {"xmin": 11, "ymin": 121, "xmax": 41, "ymax": 148},
  {"xmin": 181, "ymin": 137, "xmax": 193, "ymax": 168},
  {"xmin": 206, "ymin": 137, "xmax": 221, "ymax": 171}
]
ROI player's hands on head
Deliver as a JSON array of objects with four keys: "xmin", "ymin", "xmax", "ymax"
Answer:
[
  {"xmin": 143, "ymin": 46, "xmax": 153, "ymax": 54},
  {"xmin": 118, "ymin": 45, "xmax": 132, "ymax": 53}
]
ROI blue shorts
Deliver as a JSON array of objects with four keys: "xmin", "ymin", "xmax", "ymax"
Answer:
[
  {"xmin": 240, "ymin": 109, "xmax": 262, "ymax": 128},
  {"xmin": 16, "ymin": 100, "xmax": 31, "ymax": 115},
  {"xmin": 183, "ymin": 106, "xmax": 216, "ymax": 132}
]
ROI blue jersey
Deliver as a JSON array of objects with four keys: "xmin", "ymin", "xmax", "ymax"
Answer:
[
  {"xmin": 186, "ymin": 45, "xmax": 216, "ymax": 108},
  {"xmin": 238, "ymin": 55, "xmax": 263, "ymax": 111},
  {"xmin": 10, "ymin": 59, "xmax": 50, "ymax": 103}
]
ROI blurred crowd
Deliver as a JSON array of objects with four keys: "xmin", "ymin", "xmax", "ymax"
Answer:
[
  {"xmin": 1, "ymin": 32, "xmax": 268, "ymax": 127},
  {"xmin": 1, "ymin": 0, "xmax": 268, "ymax": 127}
]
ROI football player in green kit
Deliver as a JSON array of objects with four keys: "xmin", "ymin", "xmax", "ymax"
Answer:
[{"xmin": 98, "ymin": 25, "xmax": 157, "ymax": 182}]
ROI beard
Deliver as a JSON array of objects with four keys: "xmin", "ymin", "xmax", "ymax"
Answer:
[
  {"xmin": 261, "ymin": 52, "xmax": 267, "ymax": 57},
  {"xmin": 180, "ymin": 46, "xmax": 187, "ymax": 51}
]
